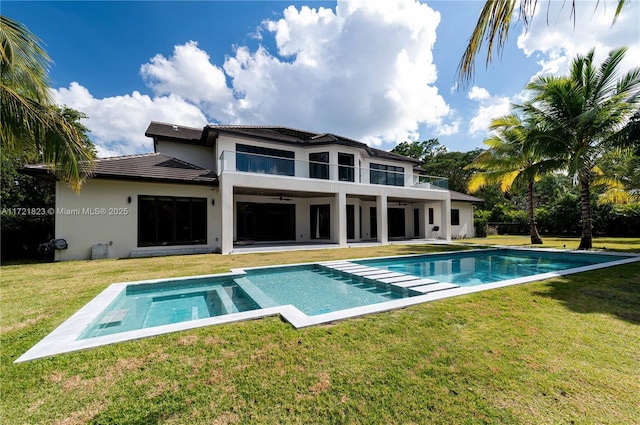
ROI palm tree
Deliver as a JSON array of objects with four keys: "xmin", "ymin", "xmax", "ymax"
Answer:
[
  {"xmin": 457, "ymin": 0, "xmax": 630, "ymax": 87},
  {"xmin": 522, "ymin": 47, "xmax": 640, "ymax": 249},
  {"xmin": 467, "ymin": 114, "xmax": 560, "ymax": 244},
  {"xmin": 1, "ymin": 15, "xmax": 94, "ymax": 191}
]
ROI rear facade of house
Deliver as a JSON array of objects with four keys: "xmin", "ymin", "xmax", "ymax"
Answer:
[{"xmin": 28, "ymin": 122, "xmax": 480, "ymax": 261}]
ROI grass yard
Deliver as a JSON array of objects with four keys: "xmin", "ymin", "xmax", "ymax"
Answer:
[
  {"xmin": 1, "ymin": 239, "xmax": 639, "ymax": 424},
  {"xmin": 460, "ymin": 234, "xmax": 640, "ymax": 252}
]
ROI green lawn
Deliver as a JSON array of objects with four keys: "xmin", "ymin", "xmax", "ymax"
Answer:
[
  {"xmin": 2, "ymin": 240, "xmax": 639, "ymax": 424},
  {"xmin": 459, "ymin": 235, "xmax": 640, "ymax": 252}
]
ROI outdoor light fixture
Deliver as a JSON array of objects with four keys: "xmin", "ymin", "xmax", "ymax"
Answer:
[{"xmin": 127, "ymin": 196, "xmax": 132, "ymax": 204}]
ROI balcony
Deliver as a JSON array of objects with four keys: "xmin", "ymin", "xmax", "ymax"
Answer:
[{"xmin": 219, "ymin": 151, "xmax": 448, "ymax": 190}]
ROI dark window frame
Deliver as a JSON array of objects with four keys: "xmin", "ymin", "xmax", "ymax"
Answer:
[
  {"xmin": 338, "ymin": 153, "xmax": 355, "ymax": 182},
  {"xmin": 236, "ymin": 143, "xmax": 295, "ymax": 176},
  {"xmin": 309, "ymin": 152, "xmax": 329, "ymax": 180},
  {"xmin": 370, "ymin": 163, "xmax": 404, "ymax": 186},
  {"xmin": 138, "ymin": 195, "xmax": 207, "ymax": 247},
  {"xmin": 347, "ymin": 204, "xmax": 355, "ymax": 240},
  {"xmin": 451, "ymin": 209, "xmax": 460, "ymax": 226},
  {"xmin": 311, "ymin": 204, "xmax": 331, "ymax": 240},
  {"xmin": 237, "ymin": 202, "xmax": 296, "ymax": 241}
]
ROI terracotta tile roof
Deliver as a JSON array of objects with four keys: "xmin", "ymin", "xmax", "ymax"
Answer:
[{"xmin": 24, "ymin": 153, "xmax": 218, "ymax": 186}]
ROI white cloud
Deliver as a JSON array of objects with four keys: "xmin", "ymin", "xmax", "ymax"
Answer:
[
  {"xmin": 140, "ymin": 41, "xmax": 233, "ymax": 115},
  {"xmin": 436, "ymin": 121, "xmax": 460, "ymax": 137},
  {"xmin": 52, "ymin": 82, "xmax": 208, "ymax": 157},
  {"xmin": 467, "ymin": 86, "xmax": 491, "ymax": 101},
  {"xmin": 467, "ymin": 86, "xmax": 511, "ymax": 135},
  {"xmin": 517, "ymin": 0, "xmax": 640, "ymax": 78},
  {"xmin": 220, "ymin": 0, "xmax": 454, "ymax": 143},
  {"xmin": 53, "ymin": 0, "xmax": 459, "ymax": 156}
]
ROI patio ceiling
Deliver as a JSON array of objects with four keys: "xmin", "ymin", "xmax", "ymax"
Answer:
[{"xmin": 233, "ymin": 187, "xmax": 436, "ymax": 206}]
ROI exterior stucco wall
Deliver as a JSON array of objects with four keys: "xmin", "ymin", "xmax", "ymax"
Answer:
[
  {"xmin": 49, "ymin": 128, "xmax": 471, "ymax": 260},
  {"xmin": 54, "ymin": 179, "xmax": 221, "ymax": 261},
  {"xmin": 422, "ymin": 202, "xmax": 443, "ymax": 239},
  {"xmin": 215, "ymin": 134, "xmax": 413, "ymax": 182},
  {"xmin": 451, "ymin": 201, "xmax": 475, "ymax": 239},
  {"xmin": 156, "ymin": 141, "xmax": 216, "ymax": 171}
]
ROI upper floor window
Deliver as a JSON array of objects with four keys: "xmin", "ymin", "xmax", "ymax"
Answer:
[
  {"xmin": 309, "ymin": 152, "xmax": 329, "ymax": 180},
  {"xmin": 338, "ymin": 153, "xmax": 355, "ymax": 182},
  {"xmin": 370, "ymin": 163, "xmax": 404, "ymax": 186},
  {"xmin": 236, "ymin": 144, "xmax": 294, "ymax": 176}
]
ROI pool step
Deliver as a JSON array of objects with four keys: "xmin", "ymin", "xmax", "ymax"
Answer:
[
  {"xmin": 389, "ymin": 278, "xmax": 439, "ymax": 288},
  {"xmin": 319, "ymin": 261, "xmax": 460, "ymax": 294},
  {"xmin": 410, "ymin": 282, "xmax": 459, "ymax": 293},
  {"xmin": 97, "ymin": 309, "xmax": 129, "ymax": 326}
]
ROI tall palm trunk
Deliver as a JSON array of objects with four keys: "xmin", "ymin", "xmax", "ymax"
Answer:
[
  {"xmin": 527, "ymin": 180, "xmax": 543, "ymax": 244},
  {"xmin": 578, "ymin": 175, "xmax": 593, "ymax": 249}
]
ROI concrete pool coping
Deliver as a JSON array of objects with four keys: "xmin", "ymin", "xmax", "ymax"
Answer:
[{"xmin": 15, "ymin": 247, "xmax": 640, "ymax": 363}]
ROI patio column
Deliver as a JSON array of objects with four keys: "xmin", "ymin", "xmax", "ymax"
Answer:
[
  {"xmin": 440, "ymin": 196, "xmax": 451, "ymax": 241},
  {"xmin": 376, "ymin": 193, "xmax": 388, "ymax": 244},
  {"xmin": 336, "ymin": 191, "xmax": 347, "ymax": 247},
  {"xmin": 220, "ymin": 177, "xmax": 234, "ymax": 254}
]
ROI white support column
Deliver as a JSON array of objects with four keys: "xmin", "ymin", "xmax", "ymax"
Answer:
[
  {"xmin": 336, "ymin": 192, "xmax": 347, "ymax": 247},
  {"xmin": 376, "ymin": 193, "xmax": 388, "ymax": 244},
  {"xmin": 220, "ymin": 177, "xmax": 234, "ymax": 254},
  {"xmin": 441, "ymin": 196, "xmax": 452, "ymax": 241}
]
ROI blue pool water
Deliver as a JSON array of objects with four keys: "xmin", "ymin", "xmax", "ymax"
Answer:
[
  {"xmin": 80, "ymin": 278, "xmax": 259, "ymax": 339},
  {"xmin": 79, "ymin": 249, "xmax": 630, "ymax": 340},
  {"xmin": 356, "ymin": 249, "xmax": 629, "ymax": 286},
  {"xmin": 80, "ymin": 265, "xmax": 408, "ymax": 339},
  {"xmin": 238, "ymin": 265, "xmax": 406, "ymax": 316}
]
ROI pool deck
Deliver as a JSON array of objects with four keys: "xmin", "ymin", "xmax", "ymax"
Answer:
[{"xmin": 15, "ymin": 247, "xmax": 640, "ymax": 363}]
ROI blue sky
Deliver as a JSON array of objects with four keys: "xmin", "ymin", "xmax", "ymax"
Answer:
[{"xmin": 5, "ymin": 0, "xmax": 639, "ymax": 157}]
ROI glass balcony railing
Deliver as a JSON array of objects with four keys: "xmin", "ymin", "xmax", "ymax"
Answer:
[{"xmin": 219, "ymin": 151, "xmax": 448, "ymax": 190}]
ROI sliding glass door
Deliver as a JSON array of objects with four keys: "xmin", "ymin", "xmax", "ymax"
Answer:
[
  {"xmin": 310, "ymin": 205, "xmax": 330, "ymax": 239},
  {"xmin": 237, "ymin": 202, "xmax": 295, "ymax": 241}
]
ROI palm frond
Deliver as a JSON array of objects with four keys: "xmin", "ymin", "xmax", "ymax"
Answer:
[
  {"xmin": 456, "ymin": 0, "xmax": 630, "ymax": 88},
  {"xmin": 0, "ymin": 15, "xmax": 51, "ymax": 103},
  {"xmin": 456, "ymin": 0, "xmax": 519, "ymax": 88},
  {"xmin": 613, "ymin": 0, "xmax": 630, "ymax": 24},
  {"xmin": 593, "ymin": 47, "xmax": 626, "ymax": 101},
  {"xmin": 1, "ymin": 14, "xmax": 95, "ymax": 191}
]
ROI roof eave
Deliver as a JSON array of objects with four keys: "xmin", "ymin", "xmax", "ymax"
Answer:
[
  {"xmin": 88, "ymin": 173, "xmax": 219, "ymax": 186},
  {"xmin": 21, "ymin": 168, "xmax": 58, "ymax": 182}
]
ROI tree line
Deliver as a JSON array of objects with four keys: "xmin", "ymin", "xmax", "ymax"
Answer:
[{"xmin": 394, "ymin": 48, "xmax": 640, "ymax": 248}]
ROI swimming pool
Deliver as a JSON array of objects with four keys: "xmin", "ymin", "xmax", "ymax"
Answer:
[
  {"xmin": 80, "ymin": 278, "xmax": 261, "ymax": 339},
  {"xmin": 17, "ymin": 248, "xmax": 639, "ymax": 362},
  {"xmin": 237, "ymin": 265, "xmax": 408, "ymax": 316},
  {"xmin": 355, "ymin": 249, "xmax": 629, "ymax": 286},
  {"xmin": 79, "ymin": 265, "xmax": 412, "ymax": 340}
]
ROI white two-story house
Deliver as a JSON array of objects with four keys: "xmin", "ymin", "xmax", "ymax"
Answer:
[{"xmin": 26, "ymin": 122, "xmax": 481, "ymax": 261}]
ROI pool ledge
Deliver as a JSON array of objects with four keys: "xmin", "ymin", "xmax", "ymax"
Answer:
[{"xmin": 15, "ymin": 251, "xmax": 640, "ymax": 363}]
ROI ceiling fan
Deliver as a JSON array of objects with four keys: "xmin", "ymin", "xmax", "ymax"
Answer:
[{"xmin": 270, "ymin": 195, "xmax": 293, "ymax": 201}]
